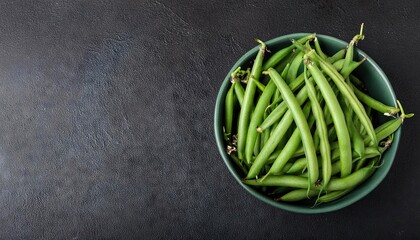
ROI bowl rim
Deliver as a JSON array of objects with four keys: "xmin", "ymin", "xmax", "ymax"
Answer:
[{"xmin": 214, "ymin": 33, "xmax": 401, "ymax": 214}]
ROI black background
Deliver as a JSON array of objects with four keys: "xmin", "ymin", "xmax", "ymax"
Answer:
[{"xmin": 0, "ymin": 0, "xmax": 419, "ymax": 239}]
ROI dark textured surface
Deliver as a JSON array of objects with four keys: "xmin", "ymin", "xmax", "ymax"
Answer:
[{"xmin": 0, "ymin": 0, "xmax": 419, "ymax": 239}]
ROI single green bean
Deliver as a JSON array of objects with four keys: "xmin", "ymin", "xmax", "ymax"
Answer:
[
  {"xmin": 230, "ymin": 67, "xmax": 245, "ymax": 106},
  {"xmin": 350, "ymin": 82, "xmax": 400, "ymax": 116},
  {"xmin": 315, "ymin": 187, "xmax": 354, "ymax": 205},
  {"xmin": 305, "ymin": 66, "xmax": 332, "ymax": 187},
  {"xmin": 234, "ymin": 83, "xmax": 245, "ymax": 107},
  {"xmin": 286, "ymin": 157, "xmax": 308, "ymax": 174},
  {"xmin": 314, "ymin": 36, "xmax": 329, "ymax": 60},
  {"xmin": 332, "ymin": 59, "xmax": 345, "ymax": 71},
  {"xmin": 286, "ymin": 51, "xmax": 304, "ymax": 83},
  {"xmin": 237, "ymin": 40, "xmax": 266, "ymax": 160},
  {"xmin": 341, "ymin": 24, "xmax": 364, "ymax": 79},
  {"xmin": 266, "ymin": 68, "xmax": 319, "ymax": 185},
  {"xmin": 341, "ymin": 58, "xmax": 366, "ymax": 79},
  {"xmin": 254, "ymin": 133, "xmax": 261, "ymax": 156},
  {"xmin": 277, "ymin": 189, "xmax": 320, "ymax": 202},
  {"xmin": 327, "ymin": 48, "xmax": 346, "ymax": 63},
  {"xmin": 254, "ymin": 79, "xmax": 266, "ymax": 92},
  {"xmin": 224, "ymin": 82, "xmax": 235, "ymax": 141},
  {"xmin": 244, "ymin": 165, "xmax": 375, "ymax": 191}
]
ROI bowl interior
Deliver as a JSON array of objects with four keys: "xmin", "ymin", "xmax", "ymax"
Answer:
[{"xmin": 214, "ymin": 33, "xmax": 401, "ymax": 214}]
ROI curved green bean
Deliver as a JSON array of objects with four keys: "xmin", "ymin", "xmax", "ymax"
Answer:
[
  {"xmin": 327, "ymin": 48, "xmax": 346, "ymax": 63},
  {"xmin": 350, "ymin": 82, "xmax": 400, "ymax": 116},
  {"xmin": 277, "ymin": 189, "xmax": 320, "ymax": 202},
  {"xmin": 224, "ymin": 82, "xmax": 235, "ymax": 141},
  {"xmin": 305, "ymin": 66, "xmax": 332, "ymax": 186},
  {"xmin": 314, "ymin": 36, "xmax": 329, "ymax": 60},
  {"xmin": 237, "ymin": 40, "xmax": 266, "ymax": 160},
  {"xmin": 286, "ymin": 51, "xmax": 304, "ymax": 83}
]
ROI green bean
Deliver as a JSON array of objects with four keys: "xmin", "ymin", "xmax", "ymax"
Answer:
[
  {"xmin": 243, "ymin": 175, "xmax": 308, "ymax": 188},
  {"xmin": 254, "ymin": 79, "xmax": 266, "ymax": 92},
  {"xmin": 341, "ymin": 58, "xmax": 366, "ymax": 79},
  {"xmin": 245, "ymin": 80, "xmax": 277, "ymax": 162},
  {"xmin": 327, "ymin": 48, "xmax": 346, "ymax": 63},
  {"xmin": 277, "ymin": 189, "xmax": 320, "ymax": 202},
  {"xmin": 263, "ymin": 33, "xmax": 316, "ymax": 70},
  {"xmin": 304, "ymin": 47, "xmax": 377, "ymax": 146},
  {"xmin": 364, "ymin": 100, "xmax": 415, "ymax": 145},
  {"xmin": 350, "ymin": 82, "xmax": 400, "ymax": 116},
  {"xmin": 332, "ymin": 59, "xmax": 345, "ymax": 71},
  {"xmin": 341, "ymin": 24, "xmax": 364, "ymax": 79},
  {"xmin": 266, "ymin": 68, "xmax": 319, "ymax": 185},
  {"xmin": 287, "ymin": 157, "xmax": 308, "ymax": 174},
  {"xmin": 281, "ymin": 162, "xmax": 294, "ymax": 174},
  {"xmin": 234, "ymin": 83, "xmax": 245, "ymax": 107},
  {"xmin": 305, "ymin": 65, "xmax": 332, "ymax": 187},
  {"xmin": 254, "ymin": 133, "xmax": 261, "ymax": 156},
  {"xmin": 314, "ymin": 36, "xmax": 329, "ymax": 60},
  {"xmin": 305, "ymin": 59, "xmax": 352, "ymax": 177},
  {"xmin": 270, "ymin": 62, "xmax": 292, "ymax": 109},
  {"xmin": 286, "ymin": 51, "xmax": 304, "ymax": 83},
  {"xmin": 244, "ymin": 165, "xmax": 375, "ymax": 191},
  {"xmin": 230, "ymin": 67, "xmax": 247, "ymax": 107},
  {"xmin": 224, "ymin": 82, "xmax": 235, "ymax": 141},
  {"xmin": 315, "ymin": 187, "xmax": 354, "ymax": 205},
  {"xmin": 374, "ymin": 118, "xmax": 402, "ymax": 144},
  {"xmin": 275, "ymin": 50, "xmax": 296, "ymax": 71},
  {"xmin": 237, "ymin": 40, "xmax": 266, "ymax": 160},
  {"xmin": 326, "ymin": 166, "xmax": 375, "ymax": 191}
]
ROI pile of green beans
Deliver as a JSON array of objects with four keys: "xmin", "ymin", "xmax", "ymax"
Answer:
[{"xmin": 223, "ymin": 25, "xmax": 414, "ymax": 206}]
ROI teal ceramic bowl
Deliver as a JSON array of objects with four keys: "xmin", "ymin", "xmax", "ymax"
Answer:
[{"xmin": 214, "ymin": 33, "xmax": 401, "ymax": 214}]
